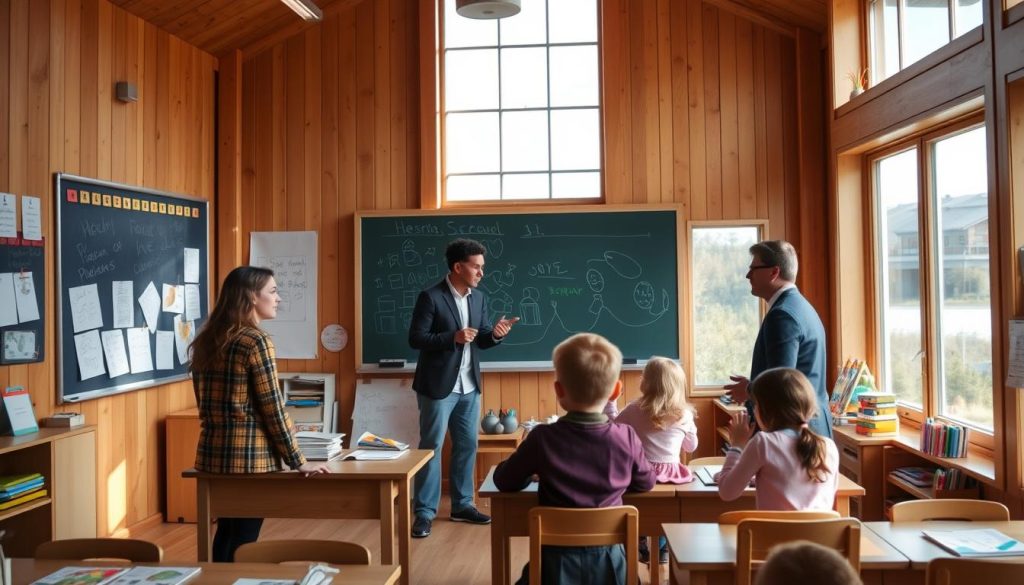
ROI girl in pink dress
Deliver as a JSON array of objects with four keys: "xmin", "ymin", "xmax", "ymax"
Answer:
[{"xmin": 605, "ymin": 356, "xmax": 698, "ymax": 563}]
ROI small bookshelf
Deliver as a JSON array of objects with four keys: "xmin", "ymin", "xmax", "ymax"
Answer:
[
  {"xmin": 882, "ymin": 446, "xmax": 980, "ymax": 506},
  {"xmin": 711, "ymin": 397, "xmax": 745, "ymax": 454},
  {"xmin": 279, "ymin": 372, "xmax": 337, "ymax": 433}
]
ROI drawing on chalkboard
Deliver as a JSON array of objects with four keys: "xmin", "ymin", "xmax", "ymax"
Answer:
[
  {"xmin": 518, "ymin": 288, "xmax": 541, "ymax": 326},
  {"xmin": 586, "ymin": 269, "xmax": 605, "ymax": 292},
  {"xmin": 633, "ymin": 281, "xmax": 654, "ymax": 309},
  {"xmin": 481, "ymin": 238, "xmax": 504, "ymax": 259},
  {"xmin": 598, "ymin": 250, "xmax": 643, "ymax": 279},
  {"xmin": 402, "ymin": 240, "xmax": 422, "ymax": 266}
]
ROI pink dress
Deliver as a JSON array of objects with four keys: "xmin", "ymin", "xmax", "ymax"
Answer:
[{"xmin": 605, "ymin": 400, "xmax": 698, "ymax": 484}]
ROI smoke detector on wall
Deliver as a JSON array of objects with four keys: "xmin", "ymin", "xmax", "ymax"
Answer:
[{"xmin": 456, "ymin": 0, "xmax": 521, "ymax": 19}]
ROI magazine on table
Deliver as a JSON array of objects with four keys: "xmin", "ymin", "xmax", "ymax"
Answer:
[
  {"xmin": 356, "ymin": 431, "xmax": 408, "ymax": 451},
  {"xmin": 31, "ymin": 567, "xmax": 128, "ymax": 585},
  {"xmin": 106, "ymin": 567, "xmax": 201, "ymax": 585},
  {"xmin": 922, "ymin": 528, "xmax": 1024, "ymax": 557}
]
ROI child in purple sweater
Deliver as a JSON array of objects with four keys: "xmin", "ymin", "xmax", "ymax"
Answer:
[{"xmin": 495, "ymin": 333, "xmax": 655, "ymax": 585}]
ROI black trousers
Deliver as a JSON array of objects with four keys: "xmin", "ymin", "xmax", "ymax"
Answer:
[{"xmin": 212, "ymin": 517, "xmax": 264, "ymax": 562}]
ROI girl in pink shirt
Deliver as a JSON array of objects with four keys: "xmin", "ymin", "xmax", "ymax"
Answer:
[
  {"xmin": 606, "ymin": 357, "xmax": 698, "ymax": 563},
  {"xmin": 717, "ymin": 367, "xmax": 839, "ymax": 511}
]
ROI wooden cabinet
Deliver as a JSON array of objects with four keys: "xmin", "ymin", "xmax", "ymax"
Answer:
[
  {"xmin": 711, "ymin": 398, "xmax": 745, "ymax": 455},
  {"xmin": 0, "ymin": 426, "xmax": 96, "ymax": 556},
  {"xmin": 165, "ymin": 408, "xmax": 200, "ymax": 523},
  {"xmin": 832, "ymin": 425, "xmax": 886, "ymax": 520}
]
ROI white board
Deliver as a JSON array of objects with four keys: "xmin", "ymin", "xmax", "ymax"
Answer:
[
  {"xmin": 250, "ymin": 231, "xmax": 318, "ymax": 358},
  {"xmin": 351, "ymin": 379, "xmax": 420, "ymax": 450}
]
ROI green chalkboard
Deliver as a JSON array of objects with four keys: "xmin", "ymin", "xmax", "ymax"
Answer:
[{"xmin": 357, "ymin": 208, "xmax": 680, "ymax": 367}]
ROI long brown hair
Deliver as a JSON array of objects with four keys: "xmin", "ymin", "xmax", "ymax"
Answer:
[
  {"xmin": 639, "ymin": 357, "xmax": 694, "ymax": 429},
  {"xmin": 189, "ymin": 266, "xmax": 274, "ymax": 375},
  {"xmin": 750, "ymin": 368, "xmax": 830, "ymax": 482}
]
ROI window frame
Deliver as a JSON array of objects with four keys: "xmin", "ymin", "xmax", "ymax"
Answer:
[
  {"xmin": 866, "ymin": 113, "xmax": 994, "ymax": 452},
  {"xmin": 436, "ymin": 0, "xmax": 605, "ymax": 206},
  {"xmin": 685, "ymin": 219, "xmax": 768, "ymax": 398}
]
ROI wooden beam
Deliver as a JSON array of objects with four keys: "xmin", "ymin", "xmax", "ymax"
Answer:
[
  {"xmin": 216, "ymin": 49, "xmax": 243, "ymax": 283},
  {"xmin": 419, "ymin": 0, "xmax": 441, "ymax": 209},
  {"xmin": 702, "ymin": 0, "xmax": 795, "ymax": 38}
]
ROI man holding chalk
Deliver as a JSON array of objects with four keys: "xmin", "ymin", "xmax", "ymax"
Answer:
[{"xmin": 408, "ymin": 238, "xmax": 519, "ymax": 538}]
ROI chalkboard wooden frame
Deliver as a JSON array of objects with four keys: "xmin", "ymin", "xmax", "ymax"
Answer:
[
  {"xmin": 355, "ymin": 205, "xmax": 684, "ymax": 372},
  {"xmin": 55, "ymin": 173, "xmax": 210, "ymax": 403}
]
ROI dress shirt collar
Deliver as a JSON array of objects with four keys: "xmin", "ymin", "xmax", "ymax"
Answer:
[
  {"xmin": 767, "ymin": 282, "xmax": 796, "ymax": 309},
  {"xmin": 445, "ymin": 274, "xmax": 472, "ymax": 300}
]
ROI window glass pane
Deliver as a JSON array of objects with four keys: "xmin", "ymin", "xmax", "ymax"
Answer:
[
  {"xmin": 691, "ymin": 226, "xmax": 762, "ymax": 386},
  {"xmin": 501, "ymin": 47, "xmax": 548, "ymax": 109},
  {"xmin": 502, "ymin": 111, "xmax": 549, "ymax": 172},
  {"xmin": 869, "ymin": 0, "xmax": 900, "ymax": 83},
  {"xmin": 550, "ymin": 109, "xmax": 600, "ymax": 170},
  {"xmin": 550, "ymin": 46, "xmax": 600, "ymax": 107},
  {"xmin": 551, "ymin": 172, "xmax": 600, "ymax": 199},
  {"xmin": 498, "ymin": 0, "xmax": 547, "ymax": 45},
  {"xmin": 931, "ymin": 126, "xmax": 992, "ymax": 429},
  {"xmin": 446, "ymin": 112, "xmax": 500, "ymax": 173},
  {"xmin": 548, "ymin": 0, "xmax": 597, "ymax": 43},
  {"xmin": 444, "ymin": 0, "xmax": 497, "ymax": 48},
  {"xmin": 445, "ymin": 49, "xmax": 499, "ymax": 111},
  {"xmin": 876, "ymin": 148, "xmax": 924, "ymax": 407},
  {"xmin": 954, "ymin": 0, "xmax": 983, "ymax": 37},
  {"xmin": 503, "ymin": 173, "xmax": 550, "ymax": 199},
  {"xmin": 904, "ymin": 0, "xmax": 950, "ymax": 68},
  {"xmin": 447, "ymin": 174, "xmax": 501, "ymax": 201}
]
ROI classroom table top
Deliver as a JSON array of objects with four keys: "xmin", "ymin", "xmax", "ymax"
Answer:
[
  {"xmin": 182, "ymin": 449, "xmax": 432, "ymax": 480},
  {"xmin": 662, "ymin": 522, "xmax": 909, "ymax": 571},
  {"xmin": 864, "ymin": 520, "xmax": 1024, "ymax": 569},
  {"xmin": 12, "ymin": 559, "xmax": 401, "ymax": 585}
]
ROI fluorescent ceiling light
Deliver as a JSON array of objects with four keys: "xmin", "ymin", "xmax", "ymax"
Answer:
[{"xmin": 281, "ymin": 0, "xmax": 323, "ymax": 21}]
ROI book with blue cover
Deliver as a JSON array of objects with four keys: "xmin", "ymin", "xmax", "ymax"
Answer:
[{"xmin": 922, "ymin": 528, "xmax": 1024, "ymax": 557}]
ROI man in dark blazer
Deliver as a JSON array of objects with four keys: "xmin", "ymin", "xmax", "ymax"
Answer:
[
  {"xmin": 725, "ymin": 240, "xmax": 833, "ymax": 438},
  {"xmin": 408, "ymin": 238, "xmax": 519, "ymax": 538}
]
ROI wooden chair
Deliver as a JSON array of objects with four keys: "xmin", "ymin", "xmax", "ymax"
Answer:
[
  {"xmin": 234, "ymin": 539, "xmax": 371, "ymax": 565},
  {"xmin": 718, "ymin": 509, "xmax": 840, "ymax": 524},
  {"xmin": 35, "ymin": 538, "xmax": 163, "ymax": 562},
  {"xmin": 688, "ymin": 456, "xmax": 725, "ymax": 466},
  {"xmin": 735, "ymin": 518, "xmax": 861, "ymax": 585},
  {"xmin": 528, "ymin": 506, "xmax": 639, "ymax": 585},
  {"xmin": 926, "ymin": 557, "xmax": 1024, "ymax": 584},
  {"xmin": 890, "ymin": 499, "xmax": 1010, "ymax": 522}
]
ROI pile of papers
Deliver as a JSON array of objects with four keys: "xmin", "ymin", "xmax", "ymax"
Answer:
[{"xmin": 295, "ymin": 431, "xmax": 345, "ymax": 461}]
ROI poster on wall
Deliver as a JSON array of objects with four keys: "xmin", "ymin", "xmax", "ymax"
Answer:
[{"xmin": 250, "ymin": 231, "xmax": 318, "ymax": 359}]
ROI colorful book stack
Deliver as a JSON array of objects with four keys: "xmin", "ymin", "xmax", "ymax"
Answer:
[
  {"xmin": 933, "ymin": 467, "xmax": 976, "ymax": 492},
  {"xmin": 921, "ymin": 418, "xmax": 970, "ymax": 458},
  {"xmin": 0, "ymin": 472, "xmax": 47, "ymax": 511},
  {"xmin": 856, "ymin": 391, "xmax": 898, "ymax": 436},
  {"xmin": 828, "ymin": 358, "xmax": 875, "ymax": 421}
]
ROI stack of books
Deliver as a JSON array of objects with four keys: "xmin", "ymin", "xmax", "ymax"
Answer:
[
  {"xmin": 933, "ymin": 467, "xmax": 977, "ymax": 491},
  {"xmin": 0, "ymin": 472, "xmax": 47, "ymax": 511},
  {"xmin": 856, "ymin": 392, "xmax": 898, "ymax": 436},
  {"xmin": 828, "ymin": 358, "xmax": 871, "ymax": 420},
  {"xmin": 356, "ymin": 431, "xmax": 409, "ymax": 451},
  {"xmin": 890, "ymin": 466, "xmax": 936, "ymax": 488},
  {"xmin": 295, "ymin": 431, "xmax": 345, "ymax": 461},
  {"xmin": 921, "ymin": 418, "xmax": 969, "ymax": 458}
]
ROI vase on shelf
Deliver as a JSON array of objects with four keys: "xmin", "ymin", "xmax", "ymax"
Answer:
[{"xmin": 849, "ymin": 86, "xmax": 863, "ymax": 99}]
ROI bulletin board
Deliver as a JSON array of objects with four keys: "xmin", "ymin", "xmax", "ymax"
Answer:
[
  {"xmin": 55, "ymin": 173, "xmax": 209, "ymax": 403},
  {"xmin": 0, "ymin": 235, "xmax": 45, "ymax": 364}
]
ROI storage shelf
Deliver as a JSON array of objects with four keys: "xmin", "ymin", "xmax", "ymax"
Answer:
[
  {"xmin": 716, "ymin": 426, "xmax": 730, "ymax": 443},
  {"xmin": 886, "ymin": 472, "xmax": 980, "ymax": 500},
  {"xmin": 0, "ymin": 495, "xmax": 51, "ymax": 522}
]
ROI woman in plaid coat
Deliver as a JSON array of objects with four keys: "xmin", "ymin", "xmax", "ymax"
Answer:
[{"xmin": 190, "ymin": 266, "xmax": 329, "ymax": 562}]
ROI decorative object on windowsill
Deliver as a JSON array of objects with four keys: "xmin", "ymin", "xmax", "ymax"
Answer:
[
  {"xmin": 847, "ymin": 68, "xmax": 869, "ymax": 99},
  {"xmin": 480, "ymin": 408, "xmax": 519, "ymax": 434},
  {"xmin": 456, "ymin": 0, "xmax": 521, "ymax": 19},
  {"xmin": 481, "ymin": 409, "xmax": 501, "ymax": 434}
]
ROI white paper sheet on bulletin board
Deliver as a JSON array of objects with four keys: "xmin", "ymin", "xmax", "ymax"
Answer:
[{"xmin": 250, "ymin": 231, "xmax": 318, "ymax": 359}]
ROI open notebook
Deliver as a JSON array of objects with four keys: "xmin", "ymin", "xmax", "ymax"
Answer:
[{"xmin": 696, "ymin": 465, "xmax": 722, "ymax": 486}]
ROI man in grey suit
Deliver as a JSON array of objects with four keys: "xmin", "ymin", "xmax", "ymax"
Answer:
[
  {"xmin": 408, "ymin": 238, "xmax": 519, "ymax": 538},
  {"xmin": 725, "ymin": 240, "xmax": 832, "ymax": 438}
]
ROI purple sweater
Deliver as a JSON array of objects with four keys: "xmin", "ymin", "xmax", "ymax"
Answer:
[{"xmin": 493, "ymin": 411, "xmax": 656, "ymax": 507}]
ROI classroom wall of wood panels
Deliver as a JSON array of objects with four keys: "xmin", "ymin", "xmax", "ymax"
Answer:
[
  {"xmin": 234, "ymin": 0, "xmax": 826, "ymax": 459},
  {"xmin": 0, "ymin": 0, "xmax": 216, "ymax": 535}
]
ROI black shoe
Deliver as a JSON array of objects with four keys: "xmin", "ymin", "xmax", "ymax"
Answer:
[
  {"xmin": 659, "ymin": 547, "xmax": 670, "ymax": 565},
  {"xmin": 450, "ymin": 507, "xmax": 492, "ymax": 524},
  {"xmin": 639, "ymin": 539, "xmax": 651, "ymax": 565},
  {"xmin": 412, "ymin": 515, "xmax": 432, "ymax": 538}
]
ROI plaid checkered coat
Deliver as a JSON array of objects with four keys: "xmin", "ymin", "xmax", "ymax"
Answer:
[{"xmin": 193, "ymin": 327, "xmax": 306, "ymax": 473}]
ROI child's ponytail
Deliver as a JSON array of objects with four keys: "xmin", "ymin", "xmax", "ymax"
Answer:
[{"xmin": 795, "ymin": 424, "xmax": 830, "ymax": 482}]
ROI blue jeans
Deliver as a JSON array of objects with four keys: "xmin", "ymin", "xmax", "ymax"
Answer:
[{"xmin": 414, "ymin": 390, "xmax": 480, "ymax": 520}]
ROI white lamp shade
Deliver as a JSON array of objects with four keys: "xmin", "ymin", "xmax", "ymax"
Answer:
[{"xmin": 456, "ymin": 0, "xmax": 521, "ymax": 19}]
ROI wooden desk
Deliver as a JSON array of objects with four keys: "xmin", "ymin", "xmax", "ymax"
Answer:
[
  {"xmin": 166, "ymin": 407, "xmax": 201, "ymax": 523},
  {"xmin": 183, "ymin": 449, "xmax": 431, "ymax": 585},
  {"xmin": 476, "ymin": 428, "xmax": 524, "ymax": 497},
  {"xmin": 676, "ymin": 464, "xmax": 865, "ymax": 520},
  {"xmin": 663, "ymin": 522, "xmax": 909, "ymax": 585},
  {"xmin": 479, "ymin": 467, "xmax": 679, "ymax": 585},
  {"xmin": 12, "ymin": 558, "xmax": 400, "ymax": 585},
  {"xmin": 864, "ymin": 520, "xmax": 1024, "ymax": 583}
]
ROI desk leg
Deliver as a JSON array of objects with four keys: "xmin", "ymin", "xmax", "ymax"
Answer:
[
  {"xmin": 648, "ymin": 535, "xmax": 661, "ymax": 585},
  {"xmin": 396, "ymin": 477, "xmax": 412, "ymax": 585},
  {"xmin": 196, "ymin": 478, "xmax": 211, "ymax": 562},
  {"xmin": 836, "ymin": 495, "xmax": 850, "ymax": 517},
  {"xmin": 490, "ymin": 501, "xmax": 509, "ymax": 585},
  {"xmin": 380, "ymin": 481, "xmax": 397, "ymax": 566}
]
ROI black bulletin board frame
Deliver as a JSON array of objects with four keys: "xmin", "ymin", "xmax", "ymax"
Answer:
[{"xmin": 55, "ymin": 173, "xmax": 210, "ymax": 403}]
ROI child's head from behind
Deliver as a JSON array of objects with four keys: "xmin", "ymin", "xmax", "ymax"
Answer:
[
  {"xmin": 754, "ymin": 541, "xmax": 862, "ymax": 585},
  {"xmin": 640, "ymin": 357, "xmax": 692, "ymax": 429},
  {"xmin": 749, "ymin": 367, "xmax": 816, "ymax": 431},
  {"xmin": 552, "ymin": 333, "xmax": 622, "ymax": 411}
]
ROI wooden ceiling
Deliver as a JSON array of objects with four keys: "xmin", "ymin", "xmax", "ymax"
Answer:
[{"xmin": 110, "ymin": 0, "xmax": 828, "ymax": 58}]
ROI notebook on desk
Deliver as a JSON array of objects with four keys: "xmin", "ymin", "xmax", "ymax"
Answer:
[{"xmin": 696, "ymin": 465, "xmax": 722, "ymax": 486}]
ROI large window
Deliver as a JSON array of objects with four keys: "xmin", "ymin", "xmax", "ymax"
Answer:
[
  {"xmin": 868, "ymin": 0, "xmax": 983, "ymax": 85},
  {"xmin": 689, "ymin": 224, "xmax": 763, "ymax": 388},
  {"xmin": 871, "ymin": 122, "xmax": 993, "ymax": 431},
  {"xmin": 442, "ymin": 0, "xmax": 601, "ymax": 202}
]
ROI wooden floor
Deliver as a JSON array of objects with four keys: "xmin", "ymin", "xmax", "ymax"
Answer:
[{"xmin": 126, "ymin": 498, "xmax": 670, "ymax": 585}]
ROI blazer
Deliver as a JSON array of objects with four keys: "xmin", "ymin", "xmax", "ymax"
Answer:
[
  {"xmin": 748, "ymin": 288, "xmax": 833, "ymax": 438},
  {"xmin": 409, "ymin": 279, "xmax": 500, "ymax": 399}
]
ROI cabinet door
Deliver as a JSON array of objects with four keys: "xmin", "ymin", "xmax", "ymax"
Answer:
[{"xmin": 53, "ymin": 430, "xmax": 97, "ymax": 538}]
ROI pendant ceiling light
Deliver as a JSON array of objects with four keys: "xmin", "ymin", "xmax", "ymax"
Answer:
[{"xmin": 456, "ymin": 0, "xmax": 521, "ymax": 19}]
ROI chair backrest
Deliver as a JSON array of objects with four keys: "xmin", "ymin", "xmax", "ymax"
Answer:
[
  {"xmin": 735, "ymin": 518, "xmax": 861, "ymax": 585},
  {"xmin": 890, "ymin": 499, "xmax": 1011, "ymax": 522},
  {"xmin": 688, "ymin": 456, "xmax": 726, "ymax": 466},
  {"xmin": 529, "ymin": 506, "xmax": 638, "ymax": 585},
  {"xmin": 35, "ymin": 538, "xmax": 163, "ymax": 562},
  {"xmin": 234, "ymin": 539, "xmax": 371, "ymax": 565},
  {"xmin": 718, "ymin": 510, "xmax": 841, "ymax": 524},
  {"xmin": 926, "ymin": 557, "xmax": 1024, "ymax": 584}
]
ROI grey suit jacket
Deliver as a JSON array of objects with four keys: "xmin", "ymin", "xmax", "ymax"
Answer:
[{"xmin": 748, "ymin": 287, "xmax": 832, "ymax": 438}]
